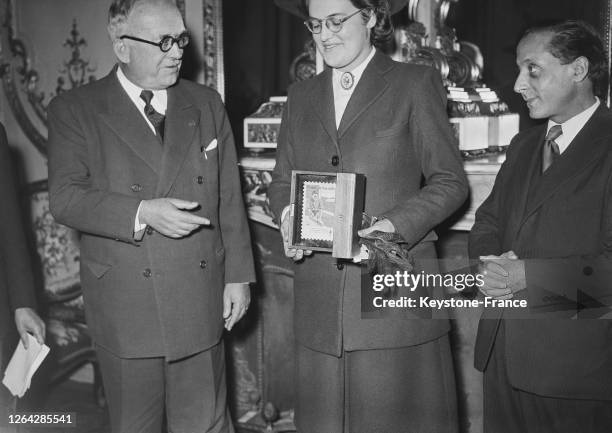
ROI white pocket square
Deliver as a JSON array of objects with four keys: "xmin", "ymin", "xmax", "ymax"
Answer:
[{"xmin": 205, "ymin": 138, "xmax": 218, "ymax": 151}]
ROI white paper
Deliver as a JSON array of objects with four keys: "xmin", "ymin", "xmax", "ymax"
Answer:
[{"xmin": 2, "ymin": 334, "xmax": 50, "ymax": 397}]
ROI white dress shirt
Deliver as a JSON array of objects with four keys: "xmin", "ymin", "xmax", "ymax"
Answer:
[{"xmin": 546, "ymin": 98, "xmax": 600, "ymax": 154}]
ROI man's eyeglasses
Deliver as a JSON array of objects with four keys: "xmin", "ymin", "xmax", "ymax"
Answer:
[
  {"xmin": 119, "ymin": 33, "xmax": 190, "ymax": 52},
  {"xmin": 304, "ymin": 8, "xmax": 366, "ymax": 34}
]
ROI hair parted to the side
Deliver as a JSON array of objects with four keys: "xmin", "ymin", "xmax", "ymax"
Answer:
[
  {"xmin": 523, "ymin": 20, "xmax": 608, "ymax": 98},
  {"xmin": 107, "ymin": 0, "xmax": 175, "ymax": 40},
  {"xmin": 300, "ymin": 0, "xmax": 393, "ymax": 47},
  {"xmin": 108, "ymin": 0, "xmax": 139, "ymax": 40}
]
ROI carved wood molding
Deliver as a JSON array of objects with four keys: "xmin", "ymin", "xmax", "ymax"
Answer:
[
  {"xmin": 604, "ymin": 0, "xmax": 611, "ymax": 106},
  {"xmin": 0, "ymin": 0, "xmax": 47, "ymax": 155},
  {"xmin": 0, "ymin": 0, "xmax": 97, "ymax": 157},
  {"xmin": 202, "ymin": 0, "xmax": 224, "ymax": 98}
]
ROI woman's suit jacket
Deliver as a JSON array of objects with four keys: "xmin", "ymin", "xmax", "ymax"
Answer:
[{"xmin": 269, "ymin": 51, "xmax": 468, "ymax": 356}]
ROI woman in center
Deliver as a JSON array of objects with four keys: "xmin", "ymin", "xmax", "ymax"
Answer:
[{"xmin": 269, "ymin": 0, "xmax": 468, "ymax": 431}]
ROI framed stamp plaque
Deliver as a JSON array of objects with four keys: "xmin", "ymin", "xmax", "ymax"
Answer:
[{"xmin": 288, "ymin": 170, "xmax": 365, "ymax": 258}]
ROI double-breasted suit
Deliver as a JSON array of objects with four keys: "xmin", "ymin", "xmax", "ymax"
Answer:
[
  {"xmin": 469, "ymin": 105, "xmax": 612, "ymax": 430},
  {"xmin": 269, "ymin": 51, "xmax": 468, "ymax": 432},
  {"xmin": 48, "ymin": 70, "xmax": 255, "ymax": 362}
]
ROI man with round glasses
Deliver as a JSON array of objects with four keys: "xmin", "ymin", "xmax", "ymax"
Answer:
[
  {"xmin": 269, "ymin": 0, "xmax": 467, "ymax": 432},
  {"xmin": 47, "ymin": 0, "xmax": 254, "ymax": 432},
  {"xmin": 119, "ymin": 32, "xmax": 190, "ymax": 53}
]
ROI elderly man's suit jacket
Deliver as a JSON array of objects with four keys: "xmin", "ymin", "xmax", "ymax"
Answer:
[
  {"xmin": 469, "ymin": 105, "xmax": 612, "ymax": 400},
  {"xmin": 0, "ymin": 124, "xmax": 37, "ymax": 368},
  {"xmin": 48, "ymin": 70, "xmax": 255, "ymax": 361},
  {"xmin": 269, "ymin": 51, "xmax": 468, "ymax": 355}
]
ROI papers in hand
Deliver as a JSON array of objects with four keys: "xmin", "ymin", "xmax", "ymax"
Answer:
[{"xmin": 2, "ymin": 334, "xmax": 50, "ymax": 397}]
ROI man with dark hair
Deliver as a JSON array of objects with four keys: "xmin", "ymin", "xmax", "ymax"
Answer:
[
  {"xmin": 48, "ymin": 1, "xmax": 254, "ymax": 432},
  {"xmin": 524, "ymin": 20, "xmax": 608, "ymax": 99},
  {"xmin": 0, "ymin": 123, "xmax": 45, "ymax": 431},
  {"xmin": 269, "ymin": 0, "xmax": 468, "ymax": 431},
  {"xmin": 470, "ymin": 20, "xmax": 612, "ymax": 433}
]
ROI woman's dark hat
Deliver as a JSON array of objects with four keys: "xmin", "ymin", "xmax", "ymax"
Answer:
[{"xmin": 274, "ymin": 0, "xmax": 408, "ymax": 18}]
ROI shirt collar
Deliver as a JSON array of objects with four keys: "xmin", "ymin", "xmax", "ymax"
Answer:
[
  {"xmin": 116, "ymin": 66, "xmax": 167, "ymax": 114},
  {"xmin": 546, "ymin": 97, "xmax": 600, "ymax": 153},
  {"xmin": 332, "ymin": 47, "xmax": 376, "ymax": 92}
]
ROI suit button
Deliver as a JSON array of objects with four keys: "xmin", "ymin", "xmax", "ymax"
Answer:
[
  {"xmin": 583, "ymin": 266, "xmax": 593, "ymax": 276},
  {"xmin": 331, "ymin": 155, "xmax": 339, "ymax": 166},
  {"xmin": 146, "ymin": 227, "xmax": 154, "ymax": 235},
  {"xmin": 197, "ymin": 176, "xmax": 204, "ymax": 184},
  {"xmin": 336, "ymin": 262, "xmax": 344, "ymax": 270},
  {"xmin": 143, "ymin": 268, "xmax": 152, "ymax": 278},
  {"xmin": 131, "ymin": 184, "xmax": 143, "ymax": 192},
  {"xmin": 200, "ymin": 260, "xmax": 207, "ymax": 269}
]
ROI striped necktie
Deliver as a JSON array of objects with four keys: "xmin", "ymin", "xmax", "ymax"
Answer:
[
  {"xmin": 140, "ymin": 90, "xmax": 165, "ymax": 141},
  {"xmin": 542, "ymin": 124, "xmax": 562, "ymax": 173}
]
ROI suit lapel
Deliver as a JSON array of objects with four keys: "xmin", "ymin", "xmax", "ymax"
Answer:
[
  {"xmin": 156, "ymin": 83, "xmax": 200, "ymax": 197},
  {"xmin": 99, "ymin": 71, "xmax": 163, "ymax": 174},
  {"xmin": 510, "ymin": 128, "xmax": 546, "ymax": 233},
  {"xmin": 337, "ymin": 51, "xmax": 390, "ymax": 137},
  {"xmin": 309, "ymin": 69, "xmax": 338, "ymax": 146},
  {"xmin": 522, "ymin": 106, "xmax": 612, "ymax": 222}
]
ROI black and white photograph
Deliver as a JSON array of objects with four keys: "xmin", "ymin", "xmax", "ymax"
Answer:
[
  {"xmin": 300, "ymin": 181, "xmax": 335, "ymax": 241},
  {"xmin": 1, "ymin": 0, "xmax": 611, "ymax": 432}
]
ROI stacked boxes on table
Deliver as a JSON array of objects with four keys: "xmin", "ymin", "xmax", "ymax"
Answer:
[
  {"xmin": 240, "ymin": 97, "xmax": 287, "ymax": 229},
  {"xmin": 243, "ymin": 96, "xmax": 287, "ymax": 150},
  {"xmin": 447, "ymin": 86, "xmax": 519, "ymax": 155}
]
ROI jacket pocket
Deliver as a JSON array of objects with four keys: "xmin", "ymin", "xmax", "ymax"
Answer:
[
  {"xmin": 82, "ymin": 258, "xmax": 112, "ymax": 279},
  {"xmin": 375, "ymin": 122, "xmax": 409, "ymax": 138}
]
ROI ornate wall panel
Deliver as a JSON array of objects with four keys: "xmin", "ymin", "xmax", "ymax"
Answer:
[
  {"xmin": 0, "ymin": 0, "xmax": 114, "ymax": 179},
  {"xmin": 0, "ymin": 0, "xmax": 223, "ymax": 180},
  {"xmin": 605, "ymin": 0, "xmax": 611, "ymax": 105},
  {"xmin": 202, "ymin": 0, "xmax": 224, "ymax": 96}
]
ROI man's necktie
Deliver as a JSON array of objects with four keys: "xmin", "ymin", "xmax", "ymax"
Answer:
[
  {"xmin": 140, "ymin": 90, "xmax": 165, "ymax": 141},
  {"xmin": 542, "ymin": 124, "xmax": 562, "ymax": 173}
]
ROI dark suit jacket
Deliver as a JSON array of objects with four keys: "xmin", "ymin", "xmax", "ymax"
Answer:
[
  {"xmin": 269, "ymin": 51, "xmax": 468, "ymax": 356},
  {"xmin": 0, "ymin": 124, "xmax": 37, "ymax": 414},
  {"xmin": 469, "ymin": 105, "xmax": 612, "ymax": 400},
  {"xmin": 1, "ymin": 122, "xmax": 37, "ymax": 353},
  {"xmin": 48, "ymin": 70, "xmax": 255, "ymax": 361}
]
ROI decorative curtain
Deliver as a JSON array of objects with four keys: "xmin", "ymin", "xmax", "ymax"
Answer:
[{"xmin": 223, "ymin": 0, "xmax": 309, "ymax": 146}]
